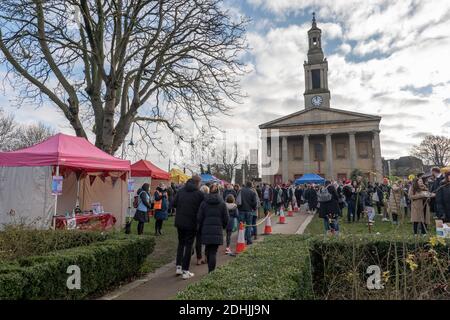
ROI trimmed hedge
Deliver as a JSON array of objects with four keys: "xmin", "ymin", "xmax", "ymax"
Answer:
[
  {"xmin": 309, "ymin": 235, "xmax": 450, "ymax": 299},
  {"xmin": 0, "ymin": 234, "xmax": 155, "ymax": 300},
  {"xmin": 0, "ymin": 226, "xmax": 110, "ymax": 261},
  {"xmin": 177, "ymin": 235, "xmax": 313, "ymax": 300}
]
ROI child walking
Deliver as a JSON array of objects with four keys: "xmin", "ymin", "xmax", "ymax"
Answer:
[{"xmin": 225, "ymin": 194, "xmax": 239, "ymax": 255}]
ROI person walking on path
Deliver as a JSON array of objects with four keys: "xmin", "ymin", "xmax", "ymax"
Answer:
[
  {"xmin": 134, "ymin": 183, "xmax": 152, "ymax": 235},
  {"xmin": 225, "ymin": 194, "xmax": 239, "ymax": 254},
  {"xmin": 237, "ymin": 181, "xmax": 257, "ymax": 245},
  {"xmin": 195, "ymin": 185, "xmax": 210, "ymax": 265},
  {"xmin": 153, "ymin": 184, "xmax": 169, "ymax": 235},
  {"xmin": 173, "ymin": 176, "xmax": 204, "ymax": 280},
  {"xmin": 409, "ymin": 178, "xmax": 433, "ymax": 235},
  {"xmin": 223, "ymin": 184, "xmax": 237, "ymax": 202},
  {"xmin": 436, "ymin": 172, "xmax": 450, "ymax": 223},
  {"xmin": 272, "ymin": 185, "xmax": 282, "ymax": 215},
  {"xmin": 388, "ymin": 181, "xmax": 402, "ymax": 225},
  {"xmin": 261, "ymin": 183, "xmax": 273, "ymax": 216},
  {"xmin": 430, "ymin": 167, "xmax": 445, "ymax": 219},
  {"xmin": 318, "ymin": 180, "xmax": 341, "ymax": 235},
  {"xmin": 197, "ymin": 184, "xmax": 229, "ymax": 273},
  {"xmin": 251, "ymin": 185, "xmax": 260, "ymax": 240}
]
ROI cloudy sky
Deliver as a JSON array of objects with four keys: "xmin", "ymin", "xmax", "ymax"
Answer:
[{"xmin": 1, "ymin": 0, "xmax": 450, "ymax": 169}]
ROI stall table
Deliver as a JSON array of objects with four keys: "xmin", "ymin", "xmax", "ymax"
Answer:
[{"xmin": 55, "ymin": 213, "xmax": 116, "ymax": 230}]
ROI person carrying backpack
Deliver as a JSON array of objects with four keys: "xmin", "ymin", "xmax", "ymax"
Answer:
[
  {"xmin": 134, "ymin": 183, "xmax": 152, "ymax": 235},
  {"xmin": 318, "ymin": 180, "xmax": 341, "ymax": 235}
]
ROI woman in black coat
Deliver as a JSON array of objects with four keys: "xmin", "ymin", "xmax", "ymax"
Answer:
[
  {"xmin": 197, "ymin": 184, "xmax": 229, "ymax": 273},
  {"xmin": 436, "ymin": 172, "xmax": 450, "ymax": 223},
  {"xmin": 318, "ymin": 181, "xmax": 341, "ymax": 234}
]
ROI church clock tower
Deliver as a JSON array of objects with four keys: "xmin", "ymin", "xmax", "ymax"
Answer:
[{"xmin": 304, "ymin": 13, "xmax": 330, "ymax": 109}]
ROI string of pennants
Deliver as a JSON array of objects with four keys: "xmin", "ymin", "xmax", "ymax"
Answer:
[{"xmin": 54, "ymin": 167, "xmax": 127, "ymax": 187}]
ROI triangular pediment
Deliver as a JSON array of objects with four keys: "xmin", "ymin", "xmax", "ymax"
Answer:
[{"xmin": 259, "ymin": 107, "xmax": 380, "ymax": 129}]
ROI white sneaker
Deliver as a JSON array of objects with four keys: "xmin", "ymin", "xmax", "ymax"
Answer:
[
  {"xmin": 182, "ymin": 271, "xmax": 195, "ymax": 280},
  {"xmin": 176, "ymin": 266, "xmax": 182, "ymax": 276},
  {"xmin": 382, "ymin": 218, "xmax": 389, "ymax": 222}
]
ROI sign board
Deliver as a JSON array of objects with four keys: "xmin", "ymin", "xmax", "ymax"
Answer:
[
  {"xmin": 51, "ymin": 176, "xmax": 63, "ymax": 195},
  {"xmin": 127, "ymin": 179, "xmax": 135, "ymax": 194}
]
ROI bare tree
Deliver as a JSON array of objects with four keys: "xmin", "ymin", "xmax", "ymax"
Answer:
[
  {"xmin": 0, "ymin": 0, "xmax": 248, "ymax": 155},
  {"xmin": 13, "ymin": 122, "xmax": 55, "ymax": 150},
  {"xmin": 211, "ymin": 141, "xmax": 239, "ymax": 182},
  {"xmin": 0, "ymin": 108, "xmax": 16, "ymax": 151},
  {"xmin": 411, "ymin": 135, "xmax": 450, "ymax": 167}
]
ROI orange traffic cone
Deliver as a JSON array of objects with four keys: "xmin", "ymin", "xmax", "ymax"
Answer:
[
  {"xmin": 294, "ymin": 203, "xmax": 300, "ymax": 212},
  {"xmin": 235, "ymin": 222, "xmax": 246, "ymax": 253},
  {"xmin": 278, "ymin": 208, "xmax": 286, "ymax": 224},
  {"xmin": 287, "ymin": 204, "xmax": 294, "ymax": 217},
  {"xmin": 264, "ymin": 215, "xmax": 273, "ymax": 235}
]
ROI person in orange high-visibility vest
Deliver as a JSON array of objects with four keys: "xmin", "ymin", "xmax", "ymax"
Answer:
[{"xmin": 153, "ymin": 183, "xmax": 168, "ymax": 236}]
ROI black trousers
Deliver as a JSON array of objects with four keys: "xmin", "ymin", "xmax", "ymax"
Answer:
[
  {"xmin": 205, "ymin": 244, "xmax": 219, "ymax": 273},
  {"xmin": 155, "ymin": 219, "xmax": 163, "ymax": 234},
  {"xmin": 176, "ymin": 228, "xmax": 196, "ymax": 271},
  {"xmin": 137, "ymin": 221, "xmax": 145, "ymax": 235}
]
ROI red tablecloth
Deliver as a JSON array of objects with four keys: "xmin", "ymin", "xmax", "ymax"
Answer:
[{"xmin": 55, "ymin": 213, "xmax": 116, "ymax": 230}]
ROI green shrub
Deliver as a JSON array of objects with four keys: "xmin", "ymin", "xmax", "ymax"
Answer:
[
  {"xmin": 0, "ymin": 225, "xmax": 110, "ymax": 261},
  {"xmin": 309, "ymin": 235, "xmax": 450, "ymax": 299},
  {"xmin": 177, "ymin": 235, "xmax": 313, "ymax": 300},
  {"xmin": 0, "ymin": 234, "xmax": 155, "ymax": 300}
]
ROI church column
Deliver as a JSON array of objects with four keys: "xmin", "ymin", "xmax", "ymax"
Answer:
[
  {"xmin": 349, "ymin": 132, "xmax": 357, "ymax": 173},
  {"xmin": 303, "ymin": 134, "xmax": 310, "ymax": 173},
  {"xmin": 373, "ymin": 130, "xmax": 383, "ymax": 182},
  {"xmin": 282, "ymin": 136, "xmax": 289, "ymax": 183},
  {"xmin": 326, "ymin": 133, "xmax": 334, "ymax": 180}
]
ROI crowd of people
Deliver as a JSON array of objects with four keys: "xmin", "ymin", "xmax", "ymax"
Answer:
[{"xmin": 131, "ymin": 167, "xmax": 450, "ymax": 278}]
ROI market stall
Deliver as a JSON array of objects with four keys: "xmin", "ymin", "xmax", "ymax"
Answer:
[
  {"xmin": 0, "ymin": 133, "xmax": 131, "ymax": 230},
  {"xmin": 170, "ymin": 168, "xmax": 190, "ymax": 184},
  {"xmin": 131, "ymin": 159, "xmax": 170, "ymax": 190},
  {"xmin": 294, "ymin": 173, "xmax": 325, "ymax": 185},
  {"xmin": 200, "ymin": 173, "xmax": 220, "ymax": 184}
]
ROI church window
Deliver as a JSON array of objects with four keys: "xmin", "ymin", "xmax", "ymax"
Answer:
[
  {"xmin": 336, "ymin": 143, "xmax": 346, "ymax": 159},
  {"xmin": 312, "ymin": 69, "xmax": 321, "ymax": 89},
  {"xmin": 313, "ymin": 37, "xmax": 317, "ymax": 45},
  {"xmin": 314, "ymin": 143, "xmax": 324, "ymax": 161},
  {"xmin": 293, "ymin": 143, "xmax": 303, "ymax": 160},
  {"xmin": 358, "ymin": 141, "xmax": 369, "ymax": 159}
]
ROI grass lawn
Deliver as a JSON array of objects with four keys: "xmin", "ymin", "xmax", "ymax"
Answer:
[
  {"xmin": 126, "ymin": 216, "xmax": 178, "ymax": 274},
  {"xmin": 304, "ymin": 207, "xmax": 436, "ymax": 237}
]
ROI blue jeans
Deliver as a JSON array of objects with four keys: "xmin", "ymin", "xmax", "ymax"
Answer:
[
  {"xmin": 347, "ymin": 200, "xmax": 355, "ymax": 222},
  {"xmin": 323, "ymin": 216, "xmax": 339, "ymax": 234},
  {"xmin": 251, "ymin": 213, "xmax": 257, "ymax": 237},
  {"xmin": 263, "ymin": 199, "xmax": 271, "ymax": 214},
  {"xmin": 239, "ymin": 211, "xmax": 253, "ymax": 244}
]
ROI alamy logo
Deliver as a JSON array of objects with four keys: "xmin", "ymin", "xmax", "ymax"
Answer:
[
  {"xmin": 66, "ymin": 265, "xmax": 81, "ymax": 290},
  {"xmin": 366, "ymin": 265, "xmax": 383, "ymax": 290}
]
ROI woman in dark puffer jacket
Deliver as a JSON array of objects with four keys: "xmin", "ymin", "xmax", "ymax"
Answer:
[{"xmin": 197, "ymin": 184, "xmax": 229, "ymax": 273}]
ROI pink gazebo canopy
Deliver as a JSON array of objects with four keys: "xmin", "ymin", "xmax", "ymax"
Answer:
[
  {"xmin": 131, "ymin": 159, "xmax": 170, "ymax": 180},
  {"xmin": 0, "ymin": 133, "xmax": 130, "ymax": 172}
]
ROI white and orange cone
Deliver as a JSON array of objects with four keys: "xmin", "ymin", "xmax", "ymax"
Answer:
[
  {"xmin": 294, "ymin": 203, "xmax": 300, "ymax": 212},
  {"xmin": 287, "ymin": 204, "xmax": 294, "ymax": 217},
  {"xmin": 264, "ymin": 215, "xmax": 273, "ymax": 235},
  {"xmin": 278, "ymin": 208, "xmax": 286, "ymax": 224},
  {"xmin": 235, "ymin": 222, "xmax": 246, "ymax": 253}
]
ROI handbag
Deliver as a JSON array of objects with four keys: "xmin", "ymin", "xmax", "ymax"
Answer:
[
  {"xmin": 232, "ymin": 217, "xmax": 238, "ymax": 232},
  {"xmin": 372, "ymin": 192, "xmax": 379, "ymax": 203}
]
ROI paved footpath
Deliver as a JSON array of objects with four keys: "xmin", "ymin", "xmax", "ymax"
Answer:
[{"xmin": 101, "ymin": 209, "xmax": 313, "ymax": 300}]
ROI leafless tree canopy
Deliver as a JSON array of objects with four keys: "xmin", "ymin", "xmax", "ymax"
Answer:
[
  {"xmin": 411, "ymin": 135, "xmax": 450, "ymax": 167},
  {"xmin": 0, "ymin": 108, "xmax": 54, "ymax": 150},
  {"xmin": 0, "ymin": 0, "xmax": 248, "ymax": 154}
]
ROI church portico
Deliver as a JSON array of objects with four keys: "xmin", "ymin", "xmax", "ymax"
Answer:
[
  {"xmin": 260, "ymin": 14, "xmax": 383, "ymax": 185},
  {"xmin": 269, "ymin": 129, "xmax": 382, "ymax": 184}
]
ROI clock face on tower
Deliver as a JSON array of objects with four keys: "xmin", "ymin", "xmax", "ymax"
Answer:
[{"xmin": 311, "ymin": 95, "xmax": 323, "ymax": 107}]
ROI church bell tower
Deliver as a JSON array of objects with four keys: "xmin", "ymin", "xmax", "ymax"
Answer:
[{"xmin": 304, "ymin": 13, "xmax": 330, "ymax": 109}]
